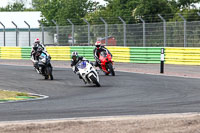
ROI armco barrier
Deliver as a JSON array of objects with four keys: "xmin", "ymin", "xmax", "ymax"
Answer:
[
  {"xmin": 46, "ymin": 46, "xmax": 71, "ymax": 61},
  {"xmin": 69, "ymin": 46, "xmax": 131, "ymax": 62},
  {"xmin": 107, "ymin": 47, "xmax": 130, "ymax": 62},
  {"xmin": 165, "ymin": 48, "xmax": 200, "ymax": 65},
  {"xmin": 130, "ymin": 47, "xmax": 161, "ymax": 63},
  {"xmin": 70, "ymin": 46, "xmax": 95, "ymax": 61},
  {"xmin": 0, "ymin": 47, "xmax": 22, "ymax": 59},
  {"xmin": 21, "ymin": 47, "xmax": 31, "ymax": 59},
  {"xmin": 2, "ymin": 46, "xmax": 200, "ymax": 66},
  {"xmin": 0, "ymin": 46, "xmax": 161, "ymax": 63}
]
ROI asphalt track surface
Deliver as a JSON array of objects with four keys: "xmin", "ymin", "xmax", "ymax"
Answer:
[{"xmin": 0, "ymin": 64, "xmax": 200, "ymax": 121}]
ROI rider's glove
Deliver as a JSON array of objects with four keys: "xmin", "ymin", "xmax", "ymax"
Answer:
[
  {"xmin": 75, "ymin": 71, "xmax": 80, "ymax": 75},
  {"xmin": 97, "ymin": 59, "xmax": 101, "ymax": 64}
]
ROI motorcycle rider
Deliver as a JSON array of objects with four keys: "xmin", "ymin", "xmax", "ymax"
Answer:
[
  {"xmin": 93, "ymin": 41, "xmax": 112, "ymax": 67},
  {"xmin": 31, "ymin": 38, "xmax": 49, "ymax": 73},
  {"xmin": 71, "ymin": 51, "xmax": 92, "ymax": 83},
  {"xmin": 71, "ymin": 51, "xmax": 87, "ymax": 74}
]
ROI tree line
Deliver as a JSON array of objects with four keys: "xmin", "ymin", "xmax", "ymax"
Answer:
[{"xmin": 0, "ymin": 0, "xmax": 200, "ymax": 26}]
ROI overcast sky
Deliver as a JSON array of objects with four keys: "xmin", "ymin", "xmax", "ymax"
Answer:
[{"xmin": 0, "ymin": 0, "xmax": 107, "ymax": 8}]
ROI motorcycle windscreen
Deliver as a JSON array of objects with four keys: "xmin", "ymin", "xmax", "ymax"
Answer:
[
  {"xmin": 77, "ymin": 61, "xmax": 87, "ymax": 69},
  {"xmin": 100, "ymin": 51, "xmax": 107, "ymax": 57},
  {"xmin": 40, "ymin": 53, "xmax": 46, "ymax": 58}
]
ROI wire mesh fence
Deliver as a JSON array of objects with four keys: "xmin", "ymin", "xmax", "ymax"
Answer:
[{"xmin": 1, "ymin": 21, "xmax": 200, "ymax": 47}]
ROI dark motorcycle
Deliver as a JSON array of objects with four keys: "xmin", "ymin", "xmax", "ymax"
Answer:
[{"xmin": 38, "ymin": 52, "xmax": 54, "ymax": 80}]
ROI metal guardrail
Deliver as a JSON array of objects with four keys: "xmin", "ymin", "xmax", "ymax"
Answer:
[{"xmin": 2, "ymin": 46, "xmax": 200, "ymax": 66}]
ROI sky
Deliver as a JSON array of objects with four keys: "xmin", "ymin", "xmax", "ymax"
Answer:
[{"xmin": 0, "ymin": 0, "xmax": 107, "ymax": 8}]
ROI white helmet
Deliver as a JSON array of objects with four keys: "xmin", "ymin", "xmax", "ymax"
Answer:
[{"xmin": 95, "ymin": 41, "xmax": 101, "ymax": 47}]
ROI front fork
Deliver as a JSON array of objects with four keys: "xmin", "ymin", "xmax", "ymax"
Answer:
[{"xmin": 101, "ymin": 64, "xmax": 109, "ymax": 74}]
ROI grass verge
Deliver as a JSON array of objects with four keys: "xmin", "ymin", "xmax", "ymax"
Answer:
[{"xmin": 0, "ymin": 90, "xmax": 37, "ymax": 102}]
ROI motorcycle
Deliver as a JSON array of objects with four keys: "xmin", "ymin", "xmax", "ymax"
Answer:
[
  {"xmin": 74, "ymin": 60, "xmax": 100, "ymax": 87},
  {"xmin": 38, "ymin": 52, "xmax": 54, "ymax": 80},
  {"xmin": 99, "ymin": 51, "xmax": 115, "ymax": 76}
]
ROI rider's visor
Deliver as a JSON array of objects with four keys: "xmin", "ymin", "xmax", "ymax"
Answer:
[{"xmin": 72, "ymin": 56, "xmax": 77, "ymax": 60}]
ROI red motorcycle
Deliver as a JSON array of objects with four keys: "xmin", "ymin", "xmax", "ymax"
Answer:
[{"xmin": 99, "ymin": 51, "xmax": 115, "ymax": 76}]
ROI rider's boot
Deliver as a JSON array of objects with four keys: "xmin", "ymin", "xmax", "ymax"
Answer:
[{"xmin": 34, "ymin": 64, "xmax": 41, "ymax": 74}]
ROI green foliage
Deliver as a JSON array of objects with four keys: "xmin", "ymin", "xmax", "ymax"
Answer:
[
  {"xmin": 172, "ymin": 9, "xmax": 200, "ymax": 21},
  {"xmin": 133, "ymin": 0, "xmax": 173, "ymax": 22},
  {"xmin": 177, "ymin": 0, "xmax": 200, "ymax": 9},
  {"xmin": 86, "ymin": 0, "xmax": 139, "ymax": 24},
  {"xmin": 0, "ymin": 2, "xmax": 25, "ymax": 11},
  {"xmin": 32, "ymin": 0, "xmax": 98, "ymax": 26},
  {"xmin": 0, "ymin": 2, "xmax": 36, "ymax": 11}
]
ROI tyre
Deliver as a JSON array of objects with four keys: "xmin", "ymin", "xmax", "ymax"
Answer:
[
  {"xmin": 50, "ymin": 74, "xmax": 54, "ymax": 80},
  {"xmin": 107, "ymin": 63, "xmax": 115, "ymax": 76},
  {"xmin": 47, "ymin": 66, "xmax": 54, "ymax": 80},
  {"xmin": 90, "ymin": 75, "xmax": 101, "ymax": 87},
  {"xmin": 44, "ymin": 67, "xmax": 49, "ymax": 80},
  {"xmin": 45, "ymin": 75, "xmax": 49, "ymax": 80}
]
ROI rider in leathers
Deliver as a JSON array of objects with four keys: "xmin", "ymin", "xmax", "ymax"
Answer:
[
  {"xmin": 93, "ymin": 41, "xmax": 112, "ymax": 67},
  {"xmin": 31, "ymin": 38, "xmax": 49, "ymax": 73}
]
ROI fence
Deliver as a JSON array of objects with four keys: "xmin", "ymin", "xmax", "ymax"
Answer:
[{"xmin": 1, "ymin": 21, "xmax": 200, "ymax": 47}]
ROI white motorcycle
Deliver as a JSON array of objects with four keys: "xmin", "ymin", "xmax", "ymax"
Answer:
[{"xmin": 73, "ymin": 61, "xmax": 100, "ymax": 87}]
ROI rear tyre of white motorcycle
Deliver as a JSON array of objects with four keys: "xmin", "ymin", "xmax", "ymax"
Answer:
[{"xmin": 90, "ymin": 75, "xmax": 101, "ymax": 87}]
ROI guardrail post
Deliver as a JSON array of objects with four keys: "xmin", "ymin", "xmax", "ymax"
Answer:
[
  {"xmin": 0, "ymin": 21, "xmax": 5, "ymax": 46},
  {"xmin": 11, "ymin": 21, "xmax": 18, "ymax": 46},
  {"xmin": 52, "ymin": 20, "xmax": 59, "ymax": 45},
  {"xmin": 24, "ymin": 21, "xmax": 31, "ymax": 46},
  {"xmin": 160, "ymin": 48, "xmax": 165, "ymax": 73},
  {"xmin": 139, "ymin": 16, "xmax": 146, "ymax": 47},
  {"xmin": 118, "ymin": 16, "xmax": 127, "ymax": 47},
  {"xmin": 67, "ymin": 19, "xmax": 74, "ymax": 46},
  {"xmin": 158, "ymin": 14, "xmax": 166, "ymax": 47},
  {"xmin": 100, "ymin": 17, "xmax": 108, "ymax": 46},
  {"xmin": 178, "ymin": 13, "xmax": 187, "ymax": 47},
  {"xmin": 38, "ymin": 20, "xmax": 44, "ymax": 45},
  {"xmin": 83, "ymin": 19, "xmax": 90, "ymax": 46}
]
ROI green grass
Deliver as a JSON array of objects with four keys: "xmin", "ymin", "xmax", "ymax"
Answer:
[{"xmin": 0, "ymin": 90, "xmax": 34, "ymax": 101}]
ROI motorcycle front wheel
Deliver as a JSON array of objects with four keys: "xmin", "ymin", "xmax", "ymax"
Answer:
[
  {"xmin": 47, "ymin": 66, "xmax": 54, "ymax": 80},
  {"xmin": 90, "ymin": 75, "xmax": 101, "ymax": 87},
  {"xmin": 107, "ymin": 63, "xmax": 115, "ymax": 76}
]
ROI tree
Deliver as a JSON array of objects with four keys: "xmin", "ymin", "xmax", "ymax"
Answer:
[
  {"xmin": 133, "ymin": 0, "xmax": 173, "ymax": 22},
  {"xmin": 0, "ymin": 2, "xmax": 25, "ymax": 11},
  {"xmin": 177, "ymin": 0, "xmax": 200, "ymax": 9},
  {"xmin": 85, "ymin": 0, "xmax": 140, "ymax": 24},
  {"xmin": 32, "ymin": 0, "xmax": 97, "ymax": 26}
]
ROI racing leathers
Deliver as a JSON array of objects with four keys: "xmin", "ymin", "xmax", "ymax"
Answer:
[
  {"xmin": 31, "ymin": 43, "xmax": 49, "ymax": 73},
  {"xmin": 71, "ymin": 56, "xmax": 89, "ymax": 74},
  {"xmin": 93, "ymin": 46, "xmax": 112, "ymax": 67},
  {"xmin": 71, "ymin": 56, "xmax": 90, "ymax": 82}
]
